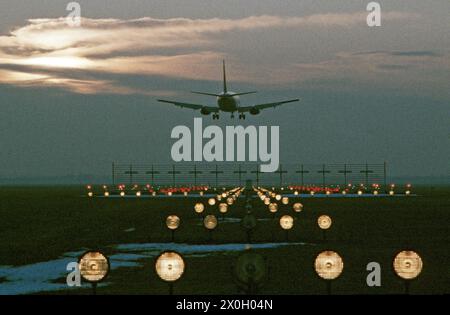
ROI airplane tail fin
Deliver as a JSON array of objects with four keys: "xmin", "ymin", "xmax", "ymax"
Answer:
[
  {"xmin": 191, "ymin": 60, "xmax": 257, "ymax": 97},
  {"xmin": 223, "ymin": 60, "xmax": 227, "ymax": 93}
]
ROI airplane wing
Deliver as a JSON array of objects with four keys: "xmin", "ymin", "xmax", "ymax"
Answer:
[
  {"xmin": 157, "ymin": 99, "xmax": 219, "ymax": 113},
  {"xmin": 237, "ymin": 99, "xmax": 300, "ymax": 113}
]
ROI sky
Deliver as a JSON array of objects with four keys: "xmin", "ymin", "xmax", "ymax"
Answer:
[{"xmin": 0, "ymin": 0, "xmax": 449, "ymax": 182}]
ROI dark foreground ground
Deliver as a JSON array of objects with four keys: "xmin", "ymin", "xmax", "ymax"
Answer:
[{"xmin": 0, "ymin": 186, "xmax": 449, "ymax": 295}]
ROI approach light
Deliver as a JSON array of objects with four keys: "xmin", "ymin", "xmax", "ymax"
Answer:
[
  {"xmin": 208, "ymin": 198, "xmax": 216, "ymax": 206},
  {"xmin": 155, "ymin": 251, "xmax": 185, "ymax": 282},
  {"xmin": 219, "ymin": 203, "xmax": 228, "ymax": 214},
  {"xmin": 318, "ymin": 215, "xmax": 332, "ymax": 230},
  {"xmin": 79, "ymin": 251, "xmax": 110, "ymax": 283},
  {"xmin": 293, "ymin": 203, "xmax": 303, "ymax": 212},
  {"xmin": 194, "ymin": 203, "xmax": 205, "ymax": 214},
  {"xmin": 280, "ymin": 215, "xmax": 294, "ymax": 230},
  {"xmin": 204, "ymin": 215, "xmax": 218, "ymax": 230},
  {"xmin": 393, "ymin": 250, "xmax": 423, "ymax": 280},
  {"xmin": 315, "ymin": 251, "xmax": 344, "ymax": 280},
  {"xmin": 166, "ymin": 215, "xmax": 180, "ymax": 230},
  {"xmin": 268, "ymin": 203, "xmax": 278, "ymax": 213}
]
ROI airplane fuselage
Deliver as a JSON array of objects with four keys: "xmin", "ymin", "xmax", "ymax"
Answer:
[{"xmin": 217, "ymin": 92, "xmax": 240, "ymax": 112}]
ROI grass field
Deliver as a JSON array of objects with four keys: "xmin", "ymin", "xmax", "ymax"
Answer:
[{"xmin": 0, "ymin": 186, "xmax": 449, "ymax": 295}]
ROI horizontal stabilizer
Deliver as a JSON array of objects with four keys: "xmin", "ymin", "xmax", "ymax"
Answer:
[{"xmin": 191, "ymin": 91, "xmax": 221, "ymax": 97}]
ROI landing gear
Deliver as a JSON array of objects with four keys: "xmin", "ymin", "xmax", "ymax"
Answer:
[
  {"xmin": 239, "ymin": 114, "xmax": 246, "ymax": 120},
  {"xmin": 212, "ymin": 114, "xmax": 220, "ymax": 120}
]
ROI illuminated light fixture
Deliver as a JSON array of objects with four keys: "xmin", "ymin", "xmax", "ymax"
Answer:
[
  {"xmin": 279, "ymin": 215, "xmax": 294, "ymax": 230},
  {"xmin": 294, "ymin": 191, "xmax": 299, "ymax": 195},
  {"xmin": 78, "ymin": 251, "xmax": 110, "ymax": 294},
  {"xmin": 166, "ymin": 215, "xmax": 180, "ymax": 230},
  {"xmin": 155, "ymin": 251, "xmax": 185, "ymax": 285},
  {"xmin": 270, "ymin": 192, "xmax": 276, "ymax": 198},
  {"xmin": 315, "ymin": 251, "xmax": 344, "ymax": 280},
  {"xmin": 204, "ymin": 215, "xmax": 218, "ymax": 230},
  {"xmin": 219, "ymin": 203, "xmax": 228, "ymax": 214},
  {"xmin": 268, "ymin": 203, "xmax": 278, "ymax": 213},
  {"xmin": 199, "ymin": 191, "xmax": 204, "ymax": 196},
  {"xmin": 168, "ymin": 191, "xmax": 173, "ymax": 196},
  {"xmin": 104, "ymin": 191, "xmax": 109, "ymax": 197},
  {"xmin": 293, "ymin": 202, "xmax": 303, "ymax": 212},
  {"xmin": 183, "ymin": 191, "xmax": 188, "ymax": 196},
  {"xmin": 217, "ymin": 195, "xmax": 222, "ymax": 201},
  {"xmin": 310, "ymin": 191, "xmax": 315, "ymax": 196},
  {"xmin": 194, "ymin": 203, "xmax": 205, "ymax": 214},
  {"xmin": 120, "ymin": 191, "xmax": 125, "ymax": 197},
  {"xmin": 357, "ymin": 190, "xmax": 363, "ymax": 196},
  {"xmin": 389, "ymin": 190, "xmax": 395, "ymax": 196},
  {"xmin": 88, "ymin": 192, "xmax": 93, "ymax": 197},
  {"xmin": 263, "ymin": 197, "xmax": 271, "ymax": 205},
  {"xmin": 342, "ymin": 190, "xmax": 347, "ymax": 195},
  {"xmin": 222, "ymin": 192, "xmax": 227, "ymax": 198},
  {"xmin": 226, "ymin": 197, "xmax": 234, "ymax": 205},
  {"xmin": 136, "ymin": 191, "xmax": 141, "ymax": 197},
  {"xmin": 373, "ymin": 190, "xmax": 379, "ymax": 195},
  {"xmin": 393, "ymin": 250, "xmax": 423, "ymax": 280},
  {"xmin": 260, "ymin": 195, "xmax": 266, "ymax": 201},
  {"xmin": 405, "ymin": 190, "xmax": 411, "ymax": 196},
  {"xmin": 152, "ymin": 191, "xmax": 157, "ymax": 196},
  {"xmin": 208, "ymin": 198, "xmax": 216, "ymax": 206},
  {"xmin": 281, "ymin": 197, "xmax": 289, "ymax": 205},
  {"xmin": 318, "ymin": 215, "xmax": 332, "ymax": 230},
  {"xmin": 87, "ymin": 185, "xmax": 92, "ymax": 190},
  {"xmin": 326, "ymin": 191, "xmax": 331, "ymax": 195},
  {"xmin": 275, "ymin": 194, "xmax": 282, "ymax": 201}
]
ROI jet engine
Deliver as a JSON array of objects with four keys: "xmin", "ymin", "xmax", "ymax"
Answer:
[
  {"xmin": 249, "ymin": 107, "xmax": 260, "ymax": 115},
  {"xmin": 200, "ymin": 108, "xmax": 211, "ymax": 115}
]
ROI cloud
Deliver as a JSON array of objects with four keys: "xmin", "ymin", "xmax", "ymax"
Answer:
[
  {"xmin": 286, "ymin": 50, "xmax": 450, "ymax": 96},
  {"xmin": 0, "ymin": 12, "xmax": 418, "ymax": 94}
]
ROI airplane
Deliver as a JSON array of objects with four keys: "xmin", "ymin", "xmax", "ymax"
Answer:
[{"xmin": 158, "ymin": 60, "xmax": 300, "ymax": 119}]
